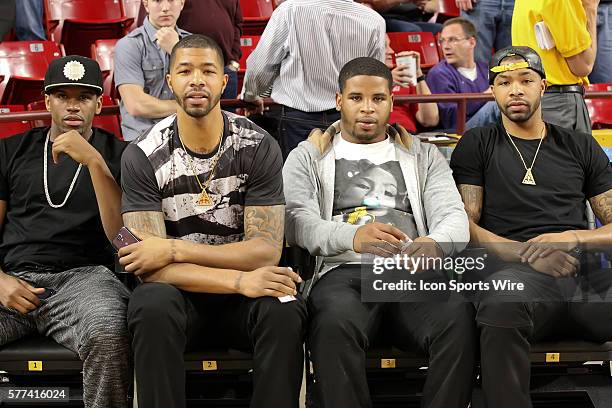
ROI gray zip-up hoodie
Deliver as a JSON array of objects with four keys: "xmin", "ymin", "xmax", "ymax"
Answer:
[{"xmin": 283, "ymin": 121, "xmax": 469, "ymax": 291}]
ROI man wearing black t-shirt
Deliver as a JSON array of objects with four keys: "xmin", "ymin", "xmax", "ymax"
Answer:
[
  {"xmin": 0, "ymin": 56, "xmax": 130, "ymax": 407},
  {"xmin": 450, "ymin": 46, "xmax": 612, "ymax": 408},
  {"xmin": 118, "ymin": 35, "xmax": 306, "ymax": 408}
]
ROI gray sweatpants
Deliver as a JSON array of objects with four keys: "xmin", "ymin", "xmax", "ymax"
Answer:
[
  {"xmin": 542, "ymin": 91, "xmax": 592, "ymax": 134},
  {"xmin": 0, "ymin": 265, "xmax": 131, "ymax": 408}
]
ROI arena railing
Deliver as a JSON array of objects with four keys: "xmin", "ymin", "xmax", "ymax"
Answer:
[{"xmin": 0, "ymin": 91, "xmax": 611, "ymax": 136}]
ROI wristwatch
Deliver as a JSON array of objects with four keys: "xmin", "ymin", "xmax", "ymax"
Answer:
[
  {"xmin": 228, "ymin": 60, "xmax": 240, "ymax": 71},
  {"xmin": 416, "ymin": 74, "xmax": 426, "ymax": 83}
]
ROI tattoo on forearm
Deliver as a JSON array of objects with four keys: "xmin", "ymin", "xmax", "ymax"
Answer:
[
  {"xmin": 244, "ymin": 205, "xmax": 284, "ymax": 251},
  {"xmin": 590, "ymin": 189, "xmax": 612, "ymax": 225},
  {"xmin": 122, "ymin": 211, "xmax": 167, "ymax": 238},
  {"xmin": 458, "ymin": 184, "xmax": 483, "ymax": 223}
]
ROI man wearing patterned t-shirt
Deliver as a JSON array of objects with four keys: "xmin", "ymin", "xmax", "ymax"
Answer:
[
  {"xmin": 283, "ymin": 57, "xmax": 475, "ymax": 408},
  {"xmin": 118, "ymin": 35, "xmax": 306, "ymax": 408}
]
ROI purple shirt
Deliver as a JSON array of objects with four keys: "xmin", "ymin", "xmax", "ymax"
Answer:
[{"xmin": 426, "ymin": 60, "xmax": 489, "ymax": 132}]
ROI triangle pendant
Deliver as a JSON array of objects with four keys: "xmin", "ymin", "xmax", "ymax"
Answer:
[{"xmin": 522, "ymin": 168, "xmax": 536, "ymax": 185}]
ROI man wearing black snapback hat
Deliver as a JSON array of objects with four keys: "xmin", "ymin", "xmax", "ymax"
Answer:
[
  {"xmin": 0, "ymin": 55, "xmax": 131, "ymax": 407},
  {"xmin": 450, "ymin": 46, "xmax": 612, "ymax": 407}
]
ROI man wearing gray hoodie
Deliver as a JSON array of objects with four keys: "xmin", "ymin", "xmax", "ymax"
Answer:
[{"xmin": 283, "ymin": 57, "xmax": 476, "ymax": 408}]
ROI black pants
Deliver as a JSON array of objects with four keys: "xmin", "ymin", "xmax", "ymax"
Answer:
[
  {"xmin": 271, "ymin": 106, "xmax": 340, "ymax": 159},
  {"xmin": 476, "ymin": 263, "xmax": 612, "ymax": 408},
  {"xmin": 128, "ymin": 282, "xmax": 307, "ymax": 408},
  {"xmin": 307, "ymin": 266, "xmax": 477, "ymax": 408}
]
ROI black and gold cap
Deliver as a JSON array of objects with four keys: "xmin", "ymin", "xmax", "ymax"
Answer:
[
  {"xmin": 44, "ymin": 55, "xmax": 103, "ymax": 95},
  {"xmin": 489, "ymin": 46, "xmax": 546, "ymax": 85}
]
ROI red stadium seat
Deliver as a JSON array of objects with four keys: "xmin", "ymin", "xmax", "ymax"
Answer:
[
  {"xmin": 122, "ymin": 0, "xmax": 141, "ymax": 31},
  {"xmin": 0, "ymin": 105, "xmax": 32, "ymax": 138},
  {"xmin": 438, "ymin": 0, "xmax": 461, "ymax": 17},
  {"xmin": 388, "ymin": 32, "xmax": 440, "ymax": 69},
  {"xmin": 585, "ymin": 83, "xmax": 612, "ymax": 129},
  {"xmin": 0, "ymin": 41, "xmax": 63, "ymax": 106},
  {"xmin": 237, "ymin": 35, "xmax": 261, "ymax": 91},
  {"xmin": 91, "ymin": 39, "xmax": 119, "ymax": 98},
  {"xmin": 27, "ymin": 95, "xmax": 123, "ymax": 139},
  {"xmin": 240, "ymin": 0, "xmax": 274, "ymax": 35},
  {"xmin": 44, "ymin": 0, "xmax": 133, "ymax": 57}
]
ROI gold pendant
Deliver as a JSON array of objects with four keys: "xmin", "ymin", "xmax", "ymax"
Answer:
[
  {"xmin": 522, "ymin": 168, "xmax": 536, "ymax": 185},
  {"xmin": 196, "ymin": 190, "xmax": 213, "ymax": 206}
]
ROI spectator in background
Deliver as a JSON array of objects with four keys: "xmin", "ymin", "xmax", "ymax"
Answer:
[
  {"xmin": 15, "ymin": 0, "xmax": 45, "ymax": 40},
  {"xmin": 362, "ymin": 0, "xmax": 443, "ymax": 35},
  {"xmin": 512, "ymin": 0, "xmax": 599, "ymax": 133},
  {"xmin": 115, "ymin": 0, "xmax": 189, "ymax": 141},
  {"xmin": 240, "ymin": 0, "xmax": 386, "ymax": 159},
  {"xmin": 590, "ymin": 1, "xmax": 612, "ymax": 83},
  {"xmin": 426, "ymin": 18, "xmax": 499, "ymax": 132},
  {"xmin": 137, "ymin": 0, "xmax": 243, "ymax": 99},
  {"xmin": 457, "ymin": 0, "xmax": 514, "ymax": 64},
  {"xmin": 385, "ymin": 35, "xmax": 439, "ymax": 131},
  {"xmin": 0, "ymin": 56, "xmax": 130, "ymax": 408},
  {"xmin": 0, "ymin": 0, "xmax": 15, "ymax": 40}
]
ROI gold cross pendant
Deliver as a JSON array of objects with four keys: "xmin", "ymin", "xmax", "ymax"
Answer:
[
  {"xmin": 522, "ymin": 168, "xmax": 536, "ymax": 185},
  {"xmin": 196, "ymin": 190, "xmax": 213, "ymax": 206}
]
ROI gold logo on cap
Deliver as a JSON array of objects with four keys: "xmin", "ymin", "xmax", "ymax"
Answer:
[
  {"xmin": 63, "ymin": 60, "xmax": 85, "ymax": 81},
  {"xmin": 490, "ymin": 61, "xmax": 530, "ymax": 73}
]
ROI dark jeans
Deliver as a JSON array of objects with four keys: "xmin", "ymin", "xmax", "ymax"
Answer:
[
  {"xmin": 269, "ymin": 105, "xmax": 340, "ymax": 159},
  {"xmin": 307, "ymin": 266, "xmax": 476, "ymax": 408},
  {"xmin": 128, "ymin": 282, "xmax": 307, "ymax": 408},
  {"xmin": 384, "ymin": 17, "xmax": 443, "ymax": 35},
  {"xmin": 222, "ymin": 67, "xmax": 238, "ymax": 100},
  {"xmin": 476, "ymin": 263, "xmax": 612, "ymax": 408}
]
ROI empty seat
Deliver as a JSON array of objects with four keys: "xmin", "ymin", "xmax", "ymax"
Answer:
[
  {"xmin": 122, "ymin": 0, "xmax": 141, "ymax": 31},
  {"xmin": 585, "ymin": 83, "xmax": 612, "ymax": 129},
  {"xmin": 238, "ymin": 35, "xmax": 261, "ymax": 91},
  {"xmin": 91, "ymin": 39, "xmax": 119, "ymax": 98},
  {"xmin": 388, "ymin": 32, "xmax": 440, "ymax": 69},
  {"xmin": 438, "ymin": 0, "xmax": 461, "ymax": 17},
  {"xmin": 0, "ymin": 105, "xmax": 32, "ymax": 139},
  {"xmin": 44, "ymin": 0, "xmax": 133, "ymax": 57},
  {"xmin": 0, "ymin": 41, "xmax": 63, "ymax": 106},
  {"xmin": 240, "ymin": 0, "xmax": 274, "ymax": 35}
]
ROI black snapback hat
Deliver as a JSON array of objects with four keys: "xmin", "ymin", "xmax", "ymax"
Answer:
[
  {"xmin": 489, "ymin": 46, "xmax": 546, "ymax": 85},
  {"xmin": 44, "ymin": 55, "xmax": 103, "ymax": 95}
]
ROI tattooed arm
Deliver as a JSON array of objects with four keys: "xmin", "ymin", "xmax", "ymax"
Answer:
[
  {"xmin": 119, "ymin": 206, "xmax": 297, "ymax": 295},
  {"xmin": 120, "ymin": 206, "xmax": 284, "ymax": 274},
  {"xmin": 457, "ymin": 184, "xmax": 524, "ymax": 261},
  {"xmin": 171, "ymin": 205, "xmax": 285, "ymax": 270}
]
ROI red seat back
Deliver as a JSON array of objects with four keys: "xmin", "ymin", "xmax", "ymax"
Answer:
[
  {"xmin": 240, "ymin": 0, "xmax": 274, "ymax": 35},
  {"xmin": 91, "ymin": 39, "xmax": 119, "ymax": 97},
  {"xmin": 585, "ymin": 84, "xmax": 612, "ymax": 129},
  {"xmin": 0, "ymin": 105, "xmax": 31, "ymax": 138},
  {"xmin": 122, "ymin": 0, "xmax": 141, "ymax": 31},
  {"xmin": 44, "ymin": 0, "xmax": 132, "ymax": 56},
  {"xmin": 438, "ymin": 0, "xmax": 460, "ymax": 17},
  {"xmin": 388, "ymin": 32, "xmax": 440, "ymax": 69},
  {"xmin": 0, "ymin": 41, "xmax": 63, "ymax": 105}
]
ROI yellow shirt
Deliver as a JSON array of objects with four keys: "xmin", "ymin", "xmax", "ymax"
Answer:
[{"xmin": 512, "ymin": 0, "xmax": 591, "ymax": 85}]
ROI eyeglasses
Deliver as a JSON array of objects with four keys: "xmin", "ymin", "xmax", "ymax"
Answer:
[{"xmin": 437, "ymin": 37, "xmax": 471, "ymax": 46}]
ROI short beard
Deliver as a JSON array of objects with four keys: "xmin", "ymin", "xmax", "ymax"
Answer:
[
  {"xmin": 501, "ymin": 99, "xmax": 539, "ymax": 123},
  {"xmin": 176, "ymin": 91, "xmax": 222, "ymax": 119}
]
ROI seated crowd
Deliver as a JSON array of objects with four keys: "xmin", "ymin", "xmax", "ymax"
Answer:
[{"xmin": 0, "ymin": 1, "xmax": 611, "ymax": 408}]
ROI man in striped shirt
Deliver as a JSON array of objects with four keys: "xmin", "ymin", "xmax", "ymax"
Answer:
[{"xmin": 240, "ymin": 0, "xmax": 386, "ymax": 159}]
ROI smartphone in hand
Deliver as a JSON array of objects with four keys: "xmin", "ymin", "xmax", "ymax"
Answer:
[{"xmin": 112, "ymin": 227, "xmax": 140, "ymax": 251}]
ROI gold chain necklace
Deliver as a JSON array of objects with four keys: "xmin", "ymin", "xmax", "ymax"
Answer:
[
  {"xmin": 505, "ymin": 125, "xmax": 545, "ymax": 186},
  {"xmin": 177, "ymin": 130, "xmax": 223, "ymax": 207}
]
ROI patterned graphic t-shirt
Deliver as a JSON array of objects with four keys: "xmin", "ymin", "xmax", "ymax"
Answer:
[
  {"xmin": 121, "ymin": 112, "xmax": 284, "ymax": 244},
  {"xmin": 324, "ymin": 134, "xmax": 418, "ymax": 267}
]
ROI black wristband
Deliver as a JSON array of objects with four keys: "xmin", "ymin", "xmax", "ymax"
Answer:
[{"xmin": 416, "ymin": 74, "xmax": 426, "ymax": 83}]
